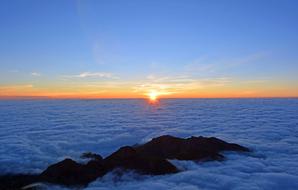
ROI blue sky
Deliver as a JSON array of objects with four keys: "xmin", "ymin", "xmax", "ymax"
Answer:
[{"xmin": 0, "ymin": 0, "xmax": 297, "ymax": 98}]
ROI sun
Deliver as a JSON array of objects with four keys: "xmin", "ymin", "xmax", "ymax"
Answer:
[{"xmin": 148, "ymin": 91, "xmax": 158, "ymax": 101}]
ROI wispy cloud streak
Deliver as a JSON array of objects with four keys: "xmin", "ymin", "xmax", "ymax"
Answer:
[
  {"xmin": 63, "ymin": 72, "xmax": 116, "ymax": 79},
  {"xmin": 31, "ymin": 72, "xmax": 41, "ymax": 77}
]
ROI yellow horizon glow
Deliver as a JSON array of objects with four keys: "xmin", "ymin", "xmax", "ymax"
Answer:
[
  {"xmin": 0, "ymin": 78, "xmax": 297, "ymax": 99},
  {"xmin": 1, "ymin": 91, "xmax": 297, "ymax": 99}
]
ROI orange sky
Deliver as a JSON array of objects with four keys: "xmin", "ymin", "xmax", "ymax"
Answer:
[{"xmin": 1, "ymin": 78, "xmax": 297, "ymax": 99}]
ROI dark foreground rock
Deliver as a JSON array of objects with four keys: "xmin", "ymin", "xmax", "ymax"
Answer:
[
  {"xmin": 0, "ymin": 174, "xmax": 40, "ymax": 190},
  {"xmin": 40, "ymin": 158, "xmax": 105, "ymax": 186},
  {"xmin": 0, "ymin": 135, "xmax": 249, "ymax": 189}
]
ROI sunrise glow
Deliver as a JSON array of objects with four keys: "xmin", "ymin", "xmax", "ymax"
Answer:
[{"xmin": 148, "ymin": 91, "xmax": 159, "ymax": 101}]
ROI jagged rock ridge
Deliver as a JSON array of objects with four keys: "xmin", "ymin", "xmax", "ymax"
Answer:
[{"xmin": 0, "ymin": 135, "xmax": 249, "ymax": 189}]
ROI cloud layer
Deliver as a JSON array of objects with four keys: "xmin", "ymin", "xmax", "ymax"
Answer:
[{"xmin": 0, "ymin": 99, "xmax": 298, "ymax": 189}]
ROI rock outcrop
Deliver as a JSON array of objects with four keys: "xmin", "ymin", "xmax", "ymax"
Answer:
[
  {"xmin": 135, "ymin": 135, "xmax": 249, "ymax": 161},
  {"xmin": 0, "ymin": 135, "xmax": 249, "ymax": 189}
]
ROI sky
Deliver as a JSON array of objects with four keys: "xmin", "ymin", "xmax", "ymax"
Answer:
[{"xmin": 0, "ymin": 0, "xmax": 298, "ymax": 98}]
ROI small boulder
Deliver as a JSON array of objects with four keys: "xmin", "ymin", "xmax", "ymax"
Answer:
[{"xmin": 81, "ymin": 152, "xmax": 103, "ymax": 161}]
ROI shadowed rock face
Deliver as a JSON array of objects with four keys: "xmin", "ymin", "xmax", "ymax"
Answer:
[
  {"xmin": 103, "ymin": 146, "xmax": 178, "ymax": 175},
  {"xmin": 0, "ymin": 135, "xmax": 250, "ymax": 189}
]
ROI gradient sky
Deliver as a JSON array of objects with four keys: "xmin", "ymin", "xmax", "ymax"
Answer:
[{"xmin": 0, "ymin": 0, "xmax": 298, "ymax": 98}]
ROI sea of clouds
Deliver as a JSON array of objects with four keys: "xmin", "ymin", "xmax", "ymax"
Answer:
[{"xmin": 0, "ymin": 98, "xmax": 298, "ymax": 189}]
